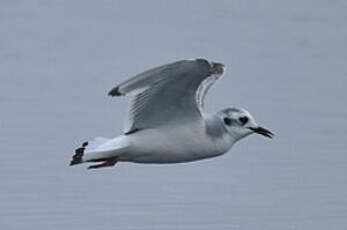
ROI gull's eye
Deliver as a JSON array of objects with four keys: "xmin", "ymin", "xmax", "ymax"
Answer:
[
  {"xmin": 224, "ymin": 117, "xmax": 232, "ymax": 126},
  {"xmin": 239, "ymin": 116, "xmax": 248, "ymax": 125}
]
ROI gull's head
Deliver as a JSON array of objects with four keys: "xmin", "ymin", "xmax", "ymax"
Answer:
[{"xmin": 218, "ymin": 107, "xmax": 274, "ymax": 141}]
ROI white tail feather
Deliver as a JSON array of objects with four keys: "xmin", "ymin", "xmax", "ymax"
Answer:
[
  {"xmin": 83, "ymin": 137, "xmax": 110, "ymax": 154},
  {"xmin": 70, "ymin": 136, "xmax": 130, "ymax": 166},
  {"xmin": 81, "ymin": 136, "xmax": 129, "ymax": 162}
]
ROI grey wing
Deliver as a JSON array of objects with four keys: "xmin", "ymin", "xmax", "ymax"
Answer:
[
  {"xmin": 196, "ymin": 72, "xmax": 224, "ymax": 109},
  {"xmin": 108, "ymin": 58, "xmax": 225, "ymax": 134}
]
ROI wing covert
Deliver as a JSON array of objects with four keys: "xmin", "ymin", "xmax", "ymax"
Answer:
[{"xmin": 108, "ymin": 59, "xmax": 225, "ymax": 134}]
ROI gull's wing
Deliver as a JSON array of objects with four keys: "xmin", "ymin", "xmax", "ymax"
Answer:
[{"xmin": 108, "ymin": 58, "xmax": 225, "ymax": 134}]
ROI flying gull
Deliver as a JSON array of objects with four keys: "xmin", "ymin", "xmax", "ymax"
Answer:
[{"xmin": 70, "ymin": 58, "xmax": 273, "ymax": 169}]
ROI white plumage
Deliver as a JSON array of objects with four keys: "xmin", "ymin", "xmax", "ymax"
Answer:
[{"xmin": 70, "ymin": 58, "xmax": 273, "ymax": 169}]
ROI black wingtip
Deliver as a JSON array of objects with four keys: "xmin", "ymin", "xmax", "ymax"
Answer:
[
  {"xmin": 108, "ymin": 86, "xmax": 122, "ymax": 97},
  {"xmin": 124, "ymin": 128, "xmax": 140, "ymax": 135}
]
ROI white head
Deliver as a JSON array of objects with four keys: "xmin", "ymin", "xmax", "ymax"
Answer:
[{"xmin": 218, "ymin": 107, "xmax": 273, "ymax": 142}]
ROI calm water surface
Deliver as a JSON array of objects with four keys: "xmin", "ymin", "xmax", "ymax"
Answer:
[{"xmin": 1, "ymin": 1, "xmax": 346, "ymax": 229}]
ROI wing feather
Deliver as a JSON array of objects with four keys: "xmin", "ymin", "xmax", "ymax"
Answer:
[
  {"xmin": 109, "ymin": 59, "xmax": 225, "ymax": 134},
  {"xmin": 196, "ymin": 73, "xmax": 223, "ymax": 109}
]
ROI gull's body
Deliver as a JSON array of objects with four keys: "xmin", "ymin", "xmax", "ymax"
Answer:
[
  {"xmin": 70, "ymin": 59, "xmax": 273, "ymax": 169},
  {"xmin": 94, "ymin": 116, "xmax": 232, "ymax": 164}
]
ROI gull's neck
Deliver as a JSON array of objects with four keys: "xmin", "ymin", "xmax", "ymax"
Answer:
[{"xmin": 204, "ymin": 114, "xmax": 236, "ymax": 152}]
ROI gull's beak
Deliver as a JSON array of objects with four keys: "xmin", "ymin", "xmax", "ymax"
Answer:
[{"xmin": 249, "ymin": 126, "xmax": 274, "ymax": 139}]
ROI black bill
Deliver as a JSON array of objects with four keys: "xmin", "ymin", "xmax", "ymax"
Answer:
[{"xmin": 249, "ymin": 127, "xmax": 274, "ymax": 138}]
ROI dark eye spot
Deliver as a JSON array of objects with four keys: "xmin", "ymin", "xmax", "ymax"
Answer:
[
  {"xmin": 224, "ymin": 117, "xmax": 232, "ymax": 126},
  {"xmin": 239, "ymin": 116, "xmax": 248, "ymax": 125}
]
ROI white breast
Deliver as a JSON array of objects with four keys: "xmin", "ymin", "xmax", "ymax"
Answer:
[{"xmin": 120, "ymin": 122, "xmax": 233, "ymax": 163}]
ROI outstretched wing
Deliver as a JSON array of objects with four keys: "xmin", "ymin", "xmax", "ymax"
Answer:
[{"xmin": 108, "ymin": 58, "xmax": 225, "ymax": 134}]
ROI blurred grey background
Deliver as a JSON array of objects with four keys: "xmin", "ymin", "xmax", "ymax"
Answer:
[{"xmin": 1, "ymin": 0, "xmax": 346, "ymax": 229}]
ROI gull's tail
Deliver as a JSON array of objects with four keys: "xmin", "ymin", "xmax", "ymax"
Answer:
[
  {"xmin": 70, "ymin": 136, "xmax": 130, "ymax": 168},
  {"xmin": 70, "ymin": 137, "xmax": 110, "ymax": 166}
]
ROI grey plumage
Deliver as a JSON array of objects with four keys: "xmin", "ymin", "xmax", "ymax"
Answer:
[{"xmin": 108, "ymin": 59, "xmax": 224, "ymax": 134}]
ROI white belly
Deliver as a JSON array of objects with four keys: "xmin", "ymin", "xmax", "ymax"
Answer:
[{"xmin": 119, "ymin": 126, "xmax": 232, "ymax": 163}]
